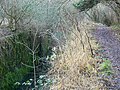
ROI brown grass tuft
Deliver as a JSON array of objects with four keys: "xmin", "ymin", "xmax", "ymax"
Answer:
[{"xmin": 48, "ymin": 23, "xmax": 107, "ymax": 90}]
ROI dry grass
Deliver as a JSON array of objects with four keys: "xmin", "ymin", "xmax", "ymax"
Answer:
[{"xmin": 48, "ymin": 23, "xmax": 107, "ymax": 90}]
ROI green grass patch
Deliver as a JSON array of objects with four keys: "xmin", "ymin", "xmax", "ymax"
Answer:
[{"xmin": 99, "ymin": 59, "xmax": 113, "ymax": 76}]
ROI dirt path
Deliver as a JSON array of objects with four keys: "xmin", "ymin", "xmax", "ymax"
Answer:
[{"xmin": 93, "ymin": 26, "xmax": 120, "ymax": 89}]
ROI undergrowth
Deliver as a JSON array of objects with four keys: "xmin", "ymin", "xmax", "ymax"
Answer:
[
  {"xmin": 0, "ymin": 31, "xmax": 54, "ymax": 89},
  {"xmin": 0, "ymin": 32, "xmax": 33, "ymax": 89},
  {"xmin": 99, "ymin": 59, "xmax": 112, "ymax": 76},
  {"xmin": 48, "ymin": 24, "xmax": 109, "ymax": 90}
]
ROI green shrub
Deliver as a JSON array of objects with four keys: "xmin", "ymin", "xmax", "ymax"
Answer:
[
  {"xmin": 73, "ymin": 0, "xmax": 100, "ymax": 11},
  {"xmin": 1, "ymin": 67, "xmax": 30, "ymax": 90},
  {"xmin": 99, "ymin": 60, "xmax": 113, "ymax": 76},
  {"xmin": 0, "ymin": 31, "xmax": 54, "ymax": 89},
  {"xmin": 0, "ymin": 32, "xmax": 33, "ymax": 89}
]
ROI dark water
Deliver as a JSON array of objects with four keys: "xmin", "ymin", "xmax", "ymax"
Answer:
[{"xmin": 93, "ymin": 26, "xmax": 120, "ymax": 90}]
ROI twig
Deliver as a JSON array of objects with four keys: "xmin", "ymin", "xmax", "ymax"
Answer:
[{"xmin": 21, "ymin": 62, "xmax": 33, "ymax": 68}]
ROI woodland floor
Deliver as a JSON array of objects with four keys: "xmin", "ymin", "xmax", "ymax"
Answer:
[{"xmin": 92, "ymin": 26, "xmax": 120, "ymax": 90}]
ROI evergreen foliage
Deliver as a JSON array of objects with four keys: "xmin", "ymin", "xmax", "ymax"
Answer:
[{"xmin": 73, "ymin": 0, "xmax": 100, "ymax": 11}]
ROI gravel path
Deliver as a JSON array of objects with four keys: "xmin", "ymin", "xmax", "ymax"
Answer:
[{"xmin": 93, "ymin": 26, "xmax": 120, "ymax": 90}]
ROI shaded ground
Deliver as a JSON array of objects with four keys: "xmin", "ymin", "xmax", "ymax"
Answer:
[{"xmin": 93, "ymin": 26, "xmax": 120, "ymax": 90}]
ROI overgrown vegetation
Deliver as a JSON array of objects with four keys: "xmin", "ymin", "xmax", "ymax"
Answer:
[
  {"xmin": 0, "ymin": 31, "xmax": 55, "ymax": 89},
  {"xmin": 48, "ymin": 22, "xmax": 114, "ymax": 90},
  {"xmin": 99, "ymin": 59, "xmax": 112, "ymax": 76},
  {"xmin": 0, "ymin": 0, "xmax": 119, "ymax": 90}
]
